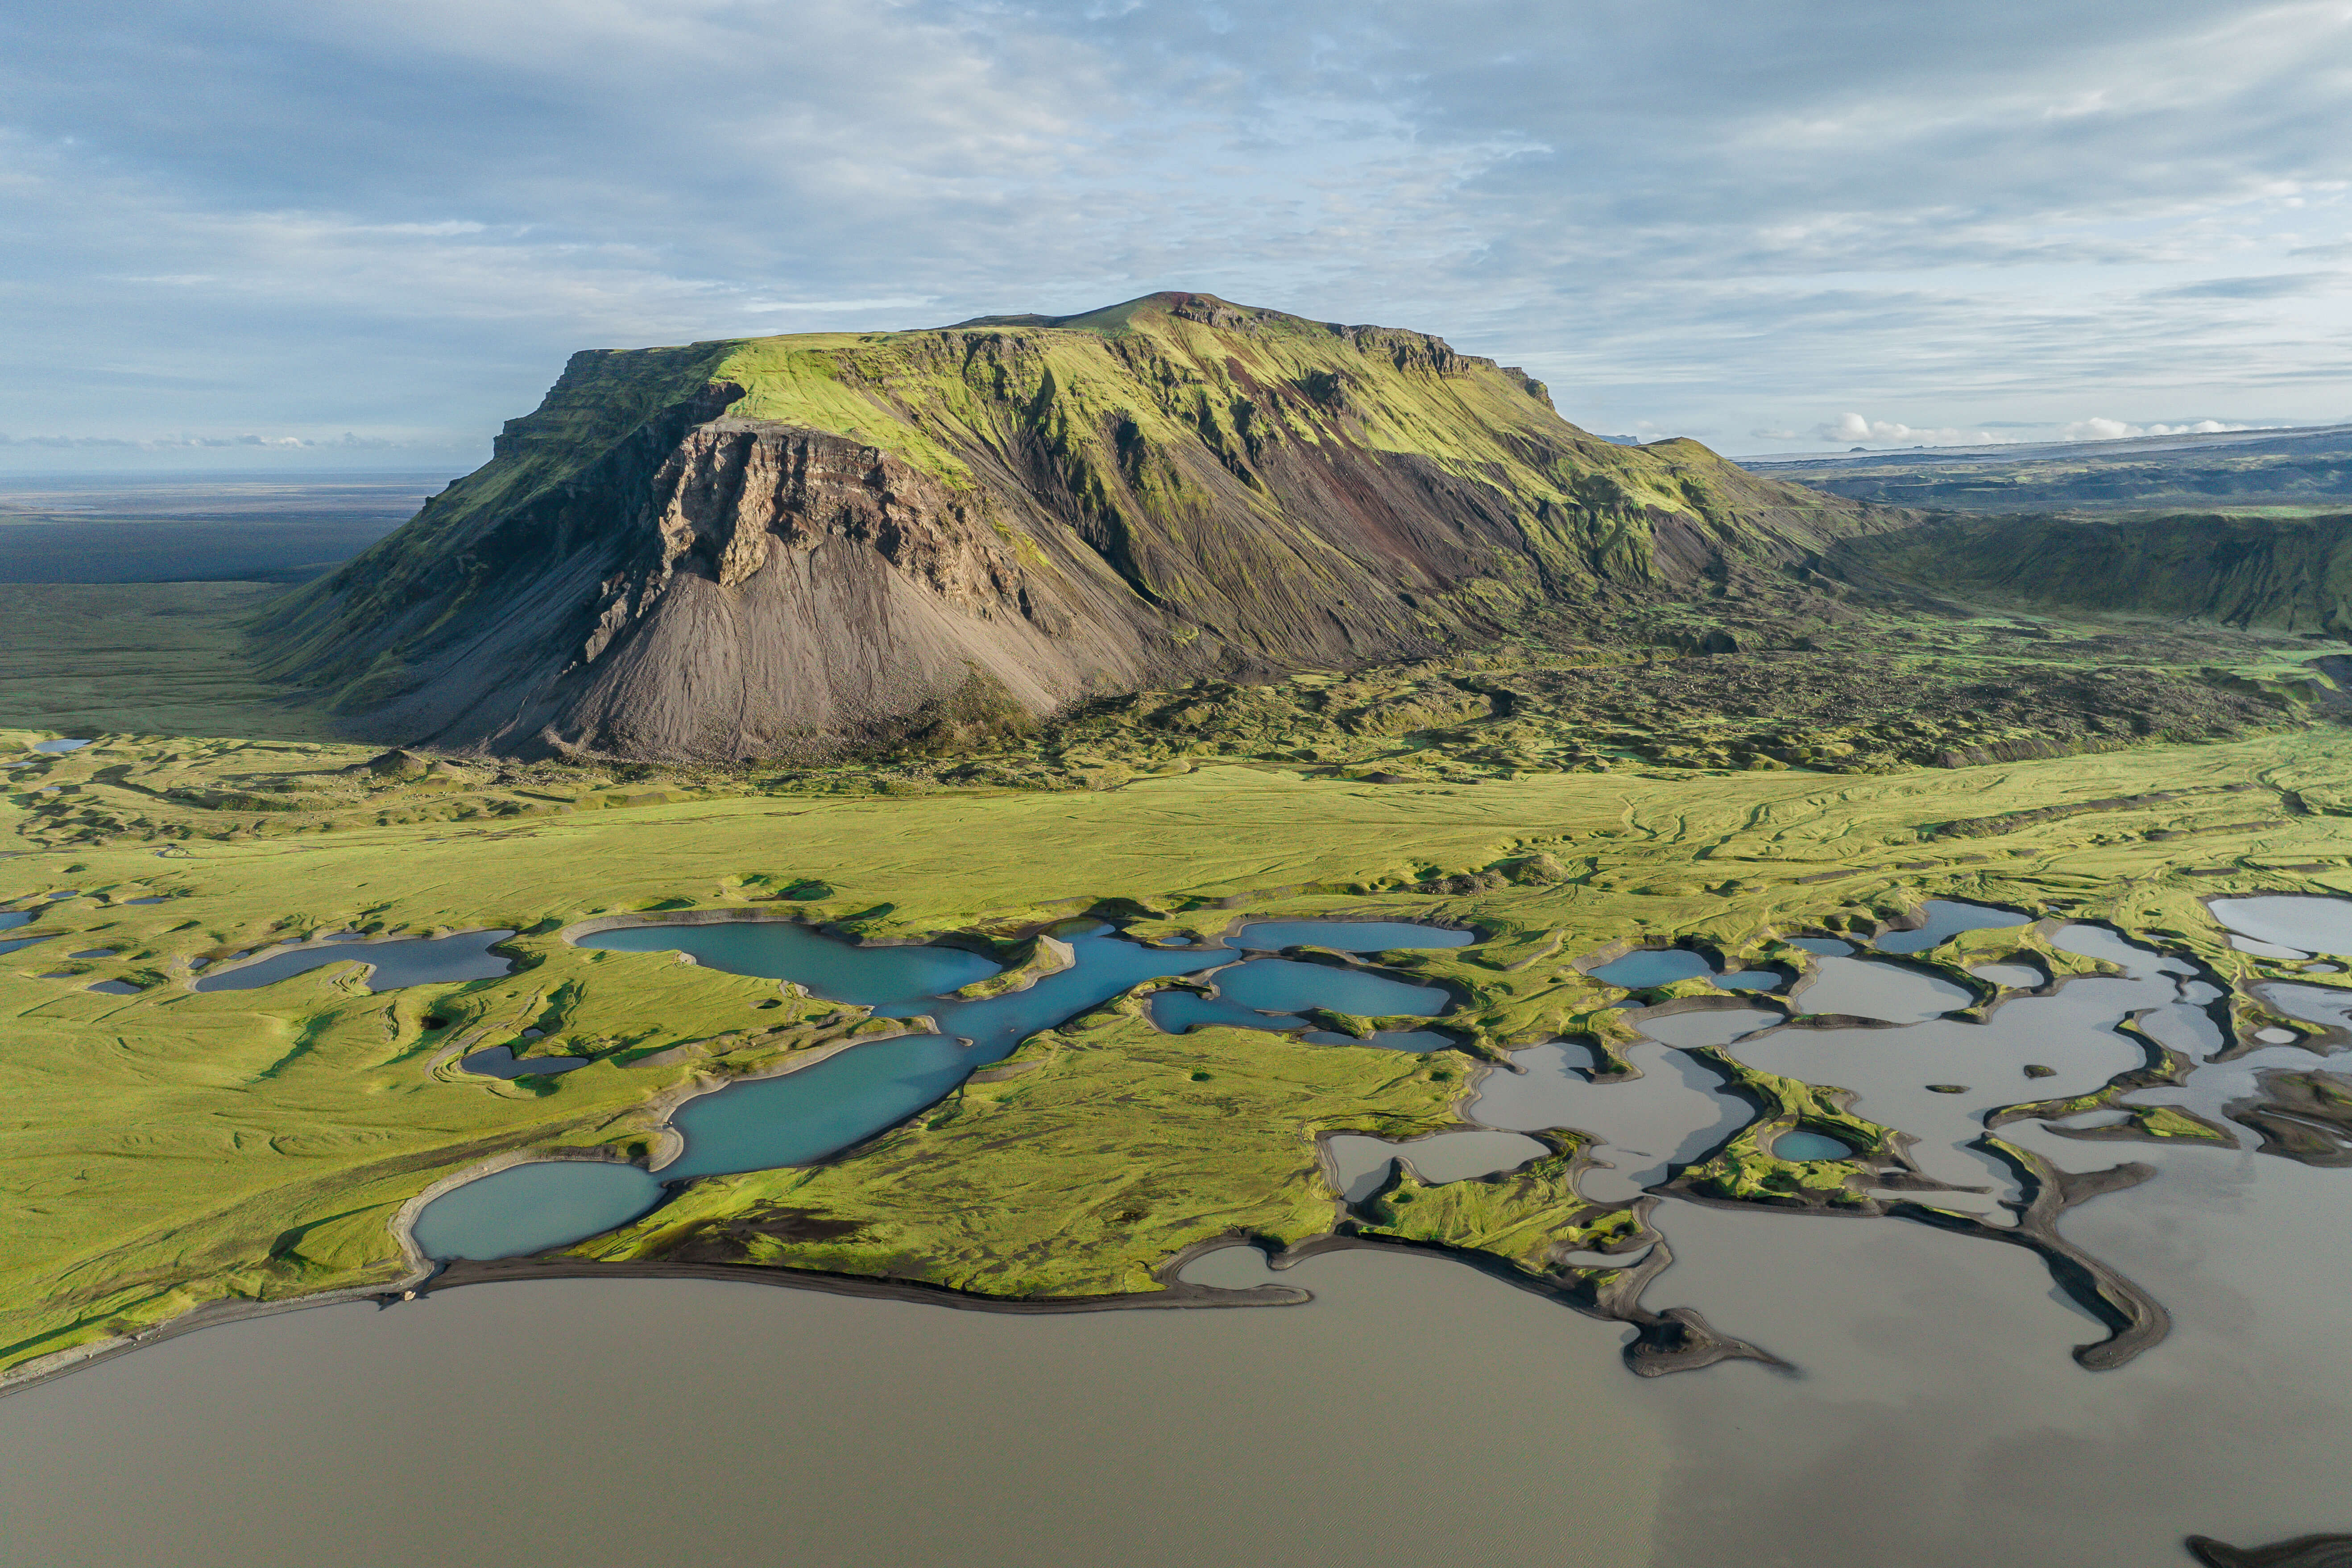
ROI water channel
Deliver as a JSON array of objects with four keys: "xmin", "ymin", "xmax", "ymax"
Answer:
[
  {"xmin": 7, "ymin": 1185, "xmax": 2348, "ymax": 1568},
  {"xmin": 10, "ymin": 901, "xmax": 2351, "ymax": 1564},
  {"xmin": 414, "ymin": 918, "xmax": 1475, "ymax": 1259}
]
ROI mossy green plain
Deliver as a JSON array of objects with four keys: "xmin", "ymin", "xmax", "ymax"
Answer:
[{"xmin": 7, "ymin": 710, "xmax": 2351, "ymax": 1384}]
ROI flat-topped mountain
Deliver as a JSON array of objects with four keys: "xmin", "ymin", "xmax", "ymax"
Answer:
[{"xmin": 256, "ymin": 291, "xmax": 1902, "ymax": 759}]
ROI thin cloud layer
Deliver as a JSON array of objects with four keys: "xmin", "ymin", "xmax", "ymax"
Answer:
[{"xmin": 1, "ymin": 0, "xmax": 2347, "ymax": 467}]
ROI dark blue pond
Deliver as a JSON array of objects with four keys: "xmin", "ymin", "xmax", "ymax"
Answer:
[
  {"xmin": 460, "ymin": 1046, "xmax": 592, "ymax": 1079},
  {"xmin": 1873, "ymin": 901, "xmax": 2030, "ymax": 955},
  {"xmin": 1789, "ymin": 937, "xmax": 1854, "ymax": 956},
  {"xmin": 195, "ymin": 930, "xmax": 517, "ymax": 992}
]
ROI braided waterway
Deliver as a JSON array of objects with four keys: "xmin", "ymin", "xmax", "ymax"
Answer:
[
  {"xmin": 6, "ymin": 1180, "xmax": 2349, "ymax": 1568},
  {"xmin": 410, "ymin": 917, "xmax": 1473, "ymax": 1260},
  {"xmin": 12, "ymin": 905, "xmax": 2350, "ymax": 1563}
]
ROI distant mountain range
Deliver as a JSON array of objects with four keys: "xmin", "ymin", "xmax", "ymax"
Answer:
[{"xmin": 1746, "ymin": 422, "xmax": 2352, "ymax": 513}]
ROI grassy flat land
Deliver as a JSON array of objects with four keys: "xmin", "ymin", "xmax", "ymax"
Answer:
[
  {"xmin": 0, "ymin": 583, "xmax": 336, "ymax": 742},
  {"xmin": 6, "ymin": 715, "xmax": 2351, "ymax": 1382}
]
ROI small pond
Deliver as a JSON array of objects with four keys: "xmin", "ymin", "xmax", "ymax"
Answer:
[
  {"xmin": 2257, "ymin": 981, "xmax": 2352, "ymax": 1038},
  {"xmin": 1588, "ymin": 948, "xmax": 1713, "ymax": 988},
  {"xmin": 1589, "ymin": 948, "xmax": 1785, "ymax": 993},
  {"xmin": 460, "ymin": 1046, "xmax": 592, "ymax": 1079},
  {"xmin": 1796, "ymin": 957, "xmax": 1974, "ymax": 1023},
  {"xmin": 407, "ymin": 1162, "xmax": 664, "ymax": 1262},
  {"xmin": 1872, "ymin": 900, "xmax": 2031, "ymax": 955},
  {"xmin": 1772, "ymin": 1130, "xmax": 1852, "ymax": 1162},
  {"xmin": 663, "ymin": 1034, "xmax": 975, "ymax": 1179},
  {"xmin": 1213, "ymin": 958, "xmax": 1446, "ymax": 1018},
  {"xmin": 195, "ymin": 930, "xmax": 517, "ymax": 993},
  {"xmin": 1735, "ymin": 961, "xmax": 2177, "ymax": 1201},
  {"xmin": 1466, "ymin": 1011, "xmax": 1775, "ymax": 1204},
  {"xmin": 1146, "ymin": 987, "xmax": 1450, "ymax": 1051},
  {"xmin": 1789, "ymin": 937, "xmax": 1853, "ymax": 956},
  {"xmin": 2209, "ymin": 896, "xmax": 2352, "ymax": 959},
  {"xmin": 2050, "ymin": 923, "xmax": 2195, "ymax": 978},
  {"xmin": 0, "ymin": 932, "xmax": 56, "ymax": 959},
  {"xmin": 1323, "ymin": 1129, "xmax": 1549, "ymax": 1205},
  {"xmin": 31, "ymin": 738, "xmax": 91, "ymax": 754}
]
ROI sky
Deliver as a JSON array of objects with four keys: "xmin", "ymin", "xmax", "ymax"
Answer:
[{"xmin": 3, "ymin": 0, "xmax": 2349, "ymax": 472}]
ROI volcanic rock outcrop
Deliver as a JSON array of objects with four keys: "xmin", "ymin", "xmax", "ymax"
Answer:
[{"xmin": 257, "ymin": 291, "xmax": 1905, "ymax": 759}]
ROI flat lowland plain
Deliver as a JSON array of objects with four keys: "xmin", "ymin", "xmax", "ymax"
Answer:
[
  {"xmin": 5, "ymin": 716, "xmax": 2350, "ymax": 1385},
  {"xmin": 0, "ymin": 583, "xmax": 337, "ymax": 741}
]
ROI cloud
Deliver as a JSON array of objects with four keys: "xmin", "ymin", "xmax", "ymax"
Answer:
[
  {"xmin": 744, "ymin": 298, "xmax": 941, "ymax": 314},
  {"xmin": 4, "ymin": 1, "xmax": 2352, "ymax": 464},
  {"xmin": 2060, "ymin": 417, "xmax": 2260, "ymax": 440},
  {"xmin": 1814, "ymin": 413, "xmax": 2009, "ymax": 447},
  {"xmin": 2153, "ymin": 272, "xmax": 2340, "ymax": 299}
]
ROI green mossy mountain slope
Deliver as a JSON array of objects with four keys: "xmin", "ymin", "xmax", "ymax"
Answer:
[
  {"xmin": 1845, "ymin": 511, "xmax": 2352, "ymax": 638},
  {"xmin": 254, "ymin": 292, "xmax": 1904, "ymax": 761}
]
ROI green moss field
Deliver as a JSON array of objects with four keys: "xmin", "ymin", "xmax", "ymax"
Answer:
[{"xmin": 6, "ymin": 715, "xmax": 2350, "ymax": 1384}]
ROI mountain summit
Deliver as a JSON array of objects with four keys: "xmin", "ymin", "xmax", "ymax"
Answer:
[{"xmin": 257, "ymin": 292, "xmax": 1896, "ymax": 759}]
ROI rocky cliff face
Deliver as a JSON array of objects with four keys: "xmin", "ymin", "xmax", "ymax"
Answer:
[{"xmin": 255, "ymin": 292, "xmax": 1909, "ymax": 759}]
